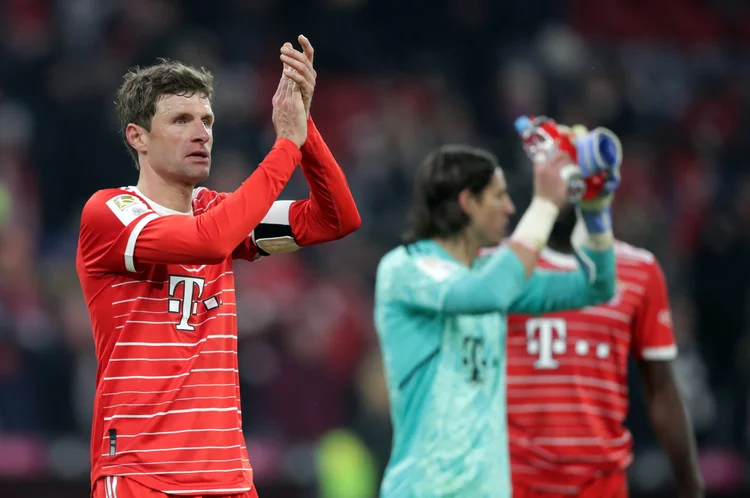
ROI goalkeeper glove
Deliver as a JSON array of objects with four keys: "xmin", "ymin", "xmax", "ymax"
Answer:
[{"xmin": 569, "ymin": 125, "xmax": 622, "ymax": 237}]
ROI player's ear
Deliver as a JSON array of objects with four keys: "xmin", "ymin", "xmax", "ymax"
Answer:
[
  {"xmin": 126, "ymin": 123, "xmax": 149, "ymax": 154},
  {"xmin": 457, "ymin": 188, "xmax": 474, "ymax": 216}
]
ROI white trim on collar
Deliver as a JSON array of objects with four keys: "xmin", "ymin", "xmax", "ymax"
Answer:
[{"xmin": 130, "ymin": 186, "xmax": 193, "ymax": 216}]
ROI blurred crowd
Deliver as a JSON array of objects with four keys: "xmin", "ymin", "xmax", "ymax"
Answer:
[{"xmin": 1, "ymin": 0, "xmax": 750, "ymax": 496}]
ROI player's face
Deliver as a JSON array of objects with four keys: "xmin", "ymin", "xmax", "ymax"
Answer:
[
  {"xmin": 468, "ymin": 169, "xmax": 516, "ymax": 247},
  {"xmin": 145, "ymin": 93, "xmax": 214, "ymax": 185}
]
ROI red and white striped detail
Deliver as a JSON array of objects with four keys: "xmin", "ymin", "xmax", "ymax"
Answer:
[
  {"xmin": 506, "ymin": 241, "xmax": 676, "ymax": 487},
  {"xmin": 104, "ymin": 476, "xmax": 118, "ymax": 498}
]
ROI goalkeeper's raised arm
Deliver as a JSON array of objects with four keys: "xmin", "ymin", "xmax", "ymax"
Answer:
[
  {"xmin": 508, "ymin": 122, "xmax": 622, "ymax": 315},
  {"xmin": 380, "ymin": 145, "xmax": 572, "ymax": 317}
]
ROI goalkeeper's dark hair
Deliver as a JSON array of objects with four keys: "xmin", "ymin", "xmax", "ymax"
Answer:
[
  {"xmin": 404, "ymin": 145, "xmax": 500, "ymax": 242},
  {"xmin": 115, "ymin": 58, "xmax": 214, "ymax": 169}
]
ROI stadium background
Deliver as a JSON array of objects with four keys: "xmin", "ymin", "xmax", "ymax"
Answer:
[{"xmin": 1, "ymin": 0, "xmax": 749, "ymax": 496}]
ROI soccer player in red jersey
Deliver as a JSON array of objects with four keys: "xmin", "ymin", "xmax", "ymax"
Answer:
[
  {"xmin": 76, "ymin": 36, "xmax": 361, "ymax": 498},
  {"xmin": 506, "ymin": 191, "xmax": 703, "ymax": 495}
]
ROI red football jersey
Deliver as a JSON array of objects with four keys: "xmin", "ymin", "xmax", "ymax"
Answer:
[
  {"xmin": 506, "ymin": 242, "xmax": 677, "ymax": 493},
  {"xmin": 77, "ymin": 186, "xmax": 283, "ymax": 495},
  {"xmin": 76, "ymin": 124, "xmax": 359, "ymax": 495}
]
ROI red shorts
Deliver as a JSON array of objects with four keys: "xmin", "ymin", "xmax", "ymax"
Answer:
[
  {"xmin": 92, "ymin": 476, "xmax": 259, "ymax": 498},
  {"xmin": 512, "ymin": 472, "xmax": 628, "ymax": 498}
]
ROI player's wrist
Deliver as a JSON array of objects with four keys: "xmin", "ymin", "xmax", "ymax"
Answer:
[
  {"xmin": 578, "ymin": 193, "xmax": 613, "ymax": 212},
  {"xmin": 272, "ymin": 137, "xmax": 304, "ymax": 166},
  {"xmin": 572, "ymin": 206, "xmax": 613, "ymax": 250},
  {"xmin": 579, "ymin": 205, "xmax": 611, "ymax": 234},
  {"xmin": 274, "ymin": 136, "xmax": 300, "ymax": 149},
  {"xmin": 510, "ymin": 196, "xmax": 559, "ymax": 252}
]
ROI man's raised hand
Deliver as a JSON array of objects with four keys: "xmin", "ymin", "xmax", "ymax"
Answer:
[
  {"xmin": 272, "ymin": 73, "xmax": 307, "ymax": 148},
  {"xmin": 534, "ymin": 150, "xmax": 574, "ymax": 209},
  {"xmin": 280, "ymin": 35, "xmax": 316, "ymax": 118}
]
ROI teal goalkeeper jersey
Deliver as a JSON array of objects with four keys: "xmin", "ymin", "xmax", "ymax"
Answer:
[{"xmin": 374, "ymin": 239, "xmax": 615, "ymax": 498}]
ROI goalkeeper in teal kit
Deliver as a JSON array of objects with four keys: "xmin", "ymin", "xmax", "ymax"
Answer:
[{"xmin": 374, "ymin": 120, "xmax": 623, "ymax": 497}]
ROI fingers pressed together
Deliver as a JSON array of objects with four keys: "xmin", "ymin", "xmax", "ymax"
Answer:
[{"xmin": 280, "ymin": 35, "xmax": 316, "ymax": 89}]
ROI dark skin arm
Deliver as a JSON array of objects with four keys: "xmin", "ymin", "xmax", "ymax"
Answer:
[{"xmin": 637, "ymin": 359, "xmax": 704, "ymax": 498}]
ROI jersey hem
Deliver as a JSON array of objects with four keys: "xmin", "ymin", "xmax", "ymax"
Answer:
[
  {"xmin": 92, "ymin": 467, "xmax": 253, "ymax": 496},
  {"xmin": 511, "ymin": 452, "xmax": 632, "ymax": 490}
]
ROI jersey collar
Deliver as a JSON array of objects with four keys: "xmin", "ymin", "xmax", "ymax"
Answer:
[{"xmin": 130, "ymin": 186, "xmax": 194, "ymax": 216}]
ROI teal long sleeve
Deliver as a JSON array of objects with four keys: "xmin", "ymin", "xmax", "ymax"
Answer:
[
  {"xmin": 378, "ymin": 243, "xmax": 529, "ymax": 316},
  {"xmin": 509, "ymin": 246, "xmax": 616, "ymax": 315},
  {"xmin": 442, "ymin": 246, "xmax": 527, "ymax": 314}
]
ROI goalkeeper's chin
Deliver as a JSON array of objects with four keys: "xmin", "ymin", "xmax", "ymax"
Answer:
[{"xmin": 481, "ymin": 223, "xmax": 508, "ymax": 249}]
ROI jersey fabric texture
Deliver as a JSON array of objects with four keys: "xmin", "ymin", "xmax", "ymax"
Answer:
[{"xmin": 79, "ymin": 186, "xmax": 285, "ymax": 495}]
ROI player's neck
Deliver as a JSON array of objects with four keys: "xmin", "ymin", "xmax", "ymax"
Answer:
[
  {"xmin": 547, "ymin": 208, "xmax": 577, "ymax": 254},
  {"xmin": 136, "ymin": 169, "xmax": 194, "ymax": 214},
  {"xmin": 434, "ymin": 233, "xmax": 480, "ymax": 267}
]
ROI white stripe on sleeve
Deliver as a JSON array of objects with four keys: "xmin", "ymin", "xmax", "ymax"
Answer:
[
  {"xmin": 641, "ymin": 344, "xmax": 678, "ymax": 360},
  {"xmin": 124, "ymin": 213, "xmax": 159, "ymax": 272}
]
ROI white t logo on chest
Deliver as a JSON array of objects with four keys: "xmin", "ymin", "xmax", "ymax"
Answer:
[
  {"xmin": 526, "ymin": 318, "xmax": 567, "ymax": 369},
  {"xmin": 168, "ymin": 275, "xmax": 206, "ymax": 331}
]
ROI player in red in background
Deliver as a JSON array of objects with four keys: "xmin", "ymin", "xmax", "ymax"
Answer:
[
  {"xmin": 505, "ymin": 152, "xmax": 703, "ymax": 496},
  {"xmin": 76, "ymin": 36, "xmax": 360, "ymax": 498}
]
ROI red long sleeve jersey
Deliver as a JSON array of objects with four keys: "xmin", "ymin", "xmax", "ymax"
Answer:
[
  {"xmin": 506, "ymin": 242, "xmax": 677, "ymax": 494},
  {"xmin": 78, "ymin": 187, "xmax": 283, "ymax": 495},
  {"xmin": 77, "ymin": 126, "xmax": 360, "ymax": 495}
]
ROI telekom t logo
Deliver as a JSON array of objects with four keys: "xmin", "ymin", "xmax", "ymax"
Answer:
[
  {"xmin": 168, "ymin": 275, "xmax": 207, "ymax": 331},
  {"xmin": 526, "ymin": 318, "xmax": 567, "ymax": 369}
]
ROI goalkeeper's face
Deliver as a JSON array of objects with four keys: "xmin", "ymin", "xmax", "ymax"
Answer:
[
  {"xmin": 465, "ymin": 169, "xmax": 516, "ymax": 247},
  {"xmin": 137, "ymin": 93, "xmax": 215, "ymax": 184}
]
